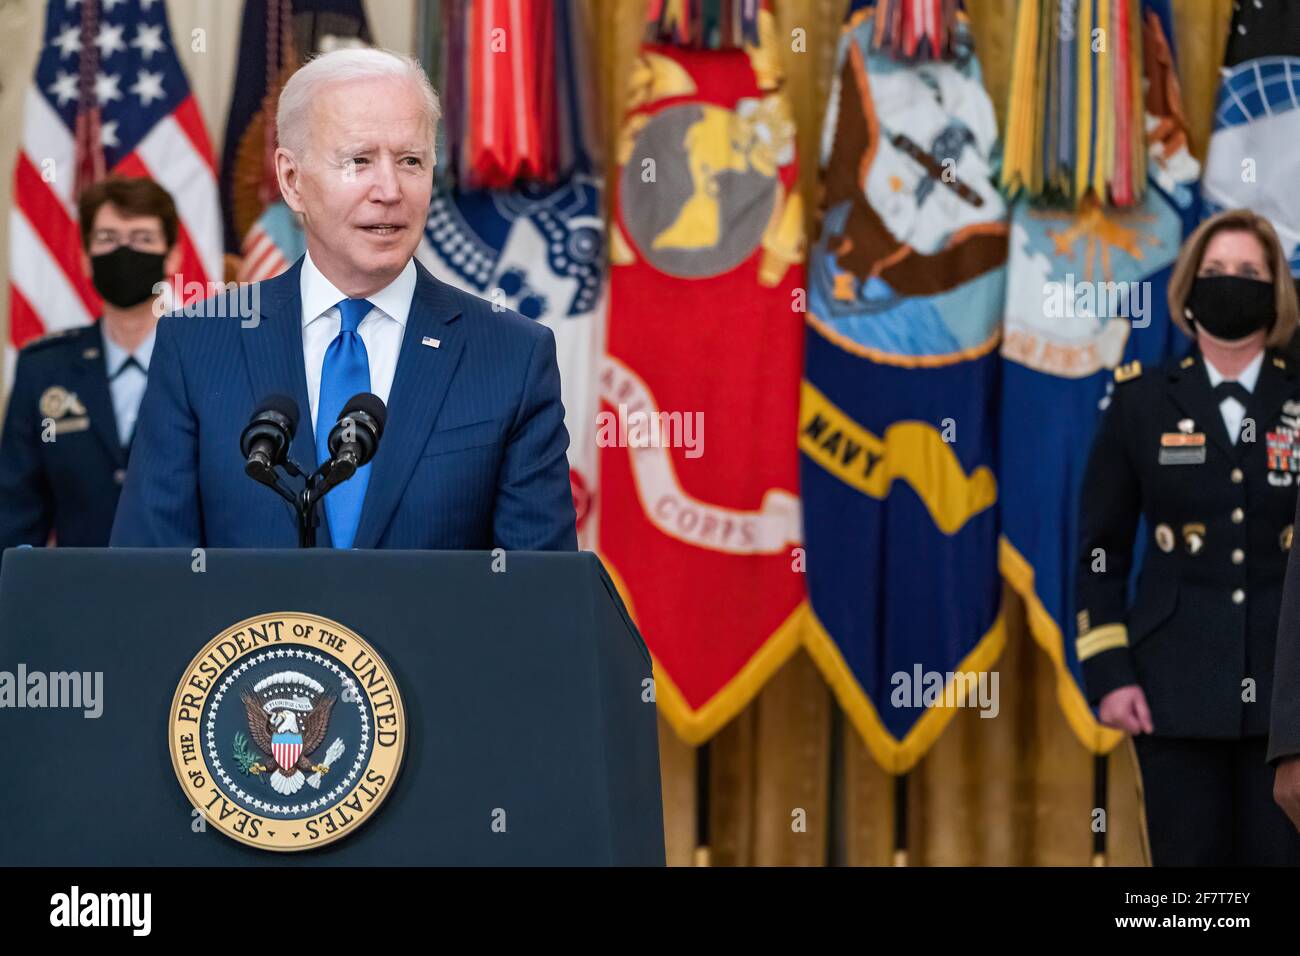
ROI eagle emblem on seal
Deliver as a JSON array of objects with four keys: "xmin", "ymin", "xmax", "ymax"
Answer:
[{"xmin": 237, "ymin": 671, "xmax": 342, "ymax": 796}]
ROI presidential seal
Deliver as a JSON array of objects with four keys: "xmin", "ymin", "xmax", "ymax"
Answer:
[{"xmin": 168, "ymin": 613, "xmax": 405, "ymax": 852}]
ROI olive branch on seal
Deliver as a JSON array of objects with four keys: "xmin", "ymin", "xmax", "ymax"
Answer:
[{"xmin": 232, "ymin": 732, "xmax": 260, "ymax": 776}]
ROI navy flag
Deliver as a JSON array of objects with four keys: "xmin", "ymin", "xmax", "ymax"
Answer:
[{"xmin": 800, "ymin": 3, "xmax": 1007, "ymax": 773}]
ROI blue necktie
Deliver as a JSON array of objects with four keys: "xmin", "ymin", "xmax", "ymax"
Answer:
[{"xmin": 316, "ymin": 298, "xmax": 373, "ymax": 549}]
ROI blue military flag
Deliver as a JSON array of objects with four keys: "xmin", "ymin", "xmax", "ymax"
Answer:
[
  {"xmin": 800, "ymin": 2, "xmax": 1008, "ymax": 772},
  {"xmin": 998, "ymin": 0, "xmax": 1200, "ymax": 751}
]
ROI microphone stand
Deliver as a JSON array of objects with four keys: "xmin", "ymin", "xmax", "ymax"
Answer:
[
  {"xmin": 248, "ymin": 455, "xmax": 341, "ymax": 549},
  {"xmin": 297, "ymin": 457, "xmax": 359, "ymax": 548},
  {"xmin": 247, "ymin": 412, "xmax": 375, "ymax": 549}
]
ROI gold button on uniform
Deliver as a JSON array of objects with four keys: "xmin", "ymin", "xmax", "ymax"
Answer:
[
  {"xmin": 1232, "ymin": 549, "xmax": 1245, "ymax": 564},
  {"xmin": 1231, "ymin": 468, "xmax": 1243, "ymax": 484},
  {"xmin": 1155, "ymin": 523, "xmax": 1175, "ymax": 553},
  {"xmin": 1232, "ymin": 508, "xmax": 1244, "ymax": 524},
  {"xmin": 1233, "ymin": 589, "xmax": 1246, "ymax": 605}
]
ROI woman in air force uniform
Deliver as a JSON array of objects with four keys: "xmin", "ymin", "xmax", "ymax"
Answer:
[{"xmin": 1076, "ymin": 208, "xmax": 1300, "ymax": 865}]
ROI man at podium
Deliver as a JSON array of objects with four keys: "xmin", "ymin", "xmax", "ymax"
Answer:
[{"xmin": 110, "ymin": 48, "xmax": 576, "ymax": 551}]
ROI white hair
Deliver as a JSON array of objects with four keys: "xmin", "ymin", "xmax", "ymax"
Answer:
[{"xmin": 276, "ymin": 47, "xmax": 441, "ymax": 159}]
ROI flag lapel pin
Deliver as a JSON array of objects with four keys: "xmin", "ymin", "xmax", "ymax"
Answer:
[{"xmin": 421, "ymin": 336, "xmax": 441, "ymax": 349}]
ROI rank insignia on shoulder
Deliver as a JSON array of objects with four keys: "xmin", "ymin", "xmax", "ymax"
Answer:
[
  {"xmin": 24, "ymin": 327, "xmax": 77, "ymax": 351},
  {"xmin": 1114, "ymin": 360, "xmax": 1142, "ymax": 383},
  {"xmin": 1180, "ymin": 355, "xmax": 1195, "ymax": 369}
]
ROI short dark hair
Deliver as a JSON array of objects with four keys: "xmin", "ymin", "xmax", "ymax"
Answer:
[{"xmin": 77, "ymin": 176, "xmax": 180, "ymax": 251}]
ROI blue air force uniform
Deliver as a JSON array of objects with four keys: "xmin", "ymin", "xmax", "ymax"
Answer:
[
  {"xmin": 0, "ymin": 323, "xmax": 144, "ymax": 555},
  {"xmin": 1076, "ymin": 349, "xmax": 1300, "ymax": 864}
]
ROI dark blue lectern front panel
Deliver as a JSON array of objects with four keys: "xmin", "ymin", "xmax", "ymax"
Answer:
[{"xmin": 0, "ymin": 548, "xmax": 664, "ymax": 865}]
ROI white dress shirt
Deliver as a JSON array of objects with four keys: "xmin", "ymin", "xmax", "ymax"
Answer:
[
  {"xmin": 300, "ymin": 251, "xmax": 416, "ymax": 432},
  {"xmin": 102, "ymin": 326, "xmax": 155, "ymax": 447},
  {"xmin": 1204, "ymin": 351, "xmax": 1264, "ymax": 445}
]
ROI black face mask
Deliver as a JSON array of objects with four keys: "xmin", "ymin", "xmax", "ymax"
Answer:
[
  {"xmin": 1186, "ymin": 274, "xmax": 1276, "ymax": 341},
  {"xmin": 90, "ymin": 246, "xmax": 165, "ymax": 308}
]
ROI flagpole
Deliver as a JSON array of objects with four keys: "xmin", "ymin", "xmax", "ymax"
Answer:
[
  {"xmin": 892, "ymin": 772, "xmax": 908, "ymax": 866},
  {"xmin": 1092, "ymin": 753, "xmax": 1108, "ymax": 866},
  {"xmin": 693, "ymin": 741, "xmax": 712, "ymax": 866}
]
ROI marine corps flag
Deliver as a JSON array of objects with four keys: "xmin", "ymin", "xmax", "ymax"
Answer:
[
  {"xmin": 998, "ymin": 0, "xmax": 1200, "ymax": 752},
  {"xmin": 600, "ymin": 6, "xmax": 806, "ymax": 743},
  {"xmin": 799, "ymin": 2, "xmax": 1007, "ymax": 773}
]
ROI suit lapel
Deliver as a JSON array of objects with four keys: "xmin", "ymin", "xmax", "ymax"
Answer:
[
  {"xmin": 73, "ymin": 323, "xmax": 125, "ymax": 467},
  {"xmin": 238, "ymin": 258, "xmax": 328, "ymax": 540},
  {"xmin": 1168, "ymin": 352, "xmax": 1236, "ymax": 459},
  {"xmin": 351, "ymin": 263, "xmax": 465, "ymax": 549},
  {"xmin": 241, "ymin": 258, "xmax": 317, "ymax": 470}
]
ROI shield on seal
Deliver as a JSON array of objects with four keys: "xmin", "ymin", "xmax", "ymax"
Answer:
[{"xmin": 272, "ymin": 732, "xmax": 303, "ymax": 771}]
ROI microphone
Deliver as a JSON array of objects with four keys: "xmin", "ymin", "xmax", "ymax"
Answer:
[
  {"xmin": 325, "ymin": 393, "xmax": 387, "ymax": 482},
  {"xmin": 241, "ymin": 394, "xmax": 300, "ymax": 483}
]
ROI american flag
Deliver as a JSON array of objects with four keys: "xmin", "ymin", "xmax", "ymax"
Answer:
[
  {"xmin": 237, "ymin": 200, "xmax": 302, "ymax": 283},
  {"xmin": 8, "ymin": 0, "xmax": 221, "ymax": 354}
]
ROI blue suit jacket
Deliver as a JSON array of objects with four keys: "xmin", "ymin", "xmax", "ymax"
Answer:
[{"xmin": 110, "ymin": 258, "xmax": 577, "ymax": 550}]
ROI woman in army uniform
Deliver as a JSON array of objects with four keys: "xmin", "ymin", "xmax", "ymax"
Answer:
[{"xmin": 1076, "ymin": 208, "xmax": 1300, "ymax": 865}]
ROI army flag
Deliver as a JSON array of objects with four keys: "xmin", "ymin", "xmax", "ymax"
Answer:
[
  {"xmin": 799, "ymin": 3, "xmax": 1007, "ymax": 774},
  {"xmin": 998, "ymin": 0, "xmax": 1200, "ymax": 752},
  {"xmin": 421, "ymin": 0, "xmax": 604, "ymax": 541},
  {"xmin": 1201, "ymin": 0, "xmax": 1300, "ymax": 273},
  {"xmin": 600, "ymin": 13, "xmax": 807, "ymax": 743},
  {"xmin": 441, "ymin": 0, "xmax": 600, "ymax": 189},
  {"xmin": 418, "ymin": 176, "xmax": 606, "ymax": 543}
]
